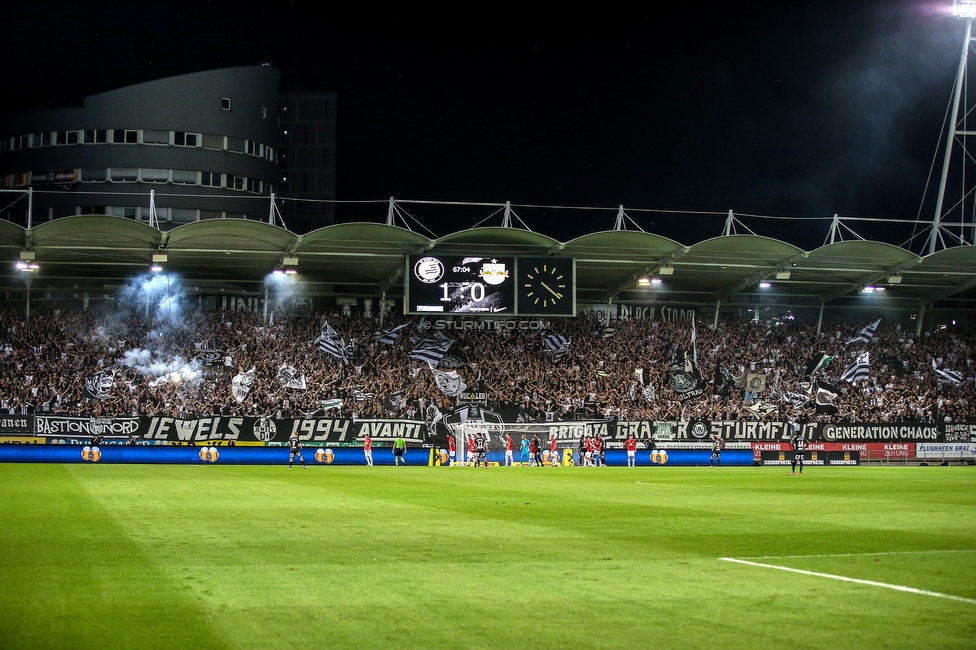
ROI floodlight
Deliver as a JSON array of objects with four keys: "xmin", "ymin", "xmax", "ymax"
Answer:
[
  {"xmin": 775, "ymin": 271, "xmax": 791, "ymax": 280},
  {"xmin": 637, "ymin": 277, "xmax": 651, "ymax": 286},
  {"xmin": 152, "ymin": 253, "xmax": 168, "ymax": 263},
  {"xmin": 284, "ymin": 268, "xmax": 297, "ymax": 275},
  {"xmin": 954, "ymin": 0, "xmax": 976, "ymax": 18},
  {"xmin": 759, "ymin": 281, "xmax": 771, "ymax": 288},
  {"xmin": 651, "ymin": 278, "xmax": 663, "ymax": 285},
  {"xmin": 887, "ymin": 275, "xmax": 902, "ymax": 284},
  {"xmin": 658, "ymin": 266, "xmax": 674, "ymax": 275},
  {"xmin": 150, "ymin": 265, "xmax": 163, "ymax": 273}
]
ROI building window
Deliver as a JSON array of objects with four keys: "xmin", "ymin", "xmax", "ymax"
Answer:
[
  {"xmin": 80, "ymin": 168, "xmax": 107, "ymax": 182},
  {"xmin": 221, "ymin": 97, "xmax": 231, "ymax": 111},
  {"xmin": 172, "ymin": 170, "xmax": 197, "ymax": 184},
  {"xmin": 143, "ymin": 130, "xmax": 169, "ymax": 145},
  {"xmin": 200, "ymin": 172, "xmax": 223, "ymax": 187},
  {"xmin": 261, "ymin": 106, "xmax": 268, "ymax": 119},
  {"xmin": 112, "ymin": 130, "xmax": 138, "ymax": 144},
  {"xmin": 110, "ymin": 168, "xmax": 138, "ymax": 182},
  {"xmin": 227, "ymin": 175, "xmax": 245, "ymax": 191},
  {"xmin": 174, "ymin": 132, "xmax": 198, "ymax": 147},
  {"xmin": 56, "ymin": 131, "xmax": 79, "ymax": 145},
  {"xmin": 141, "ymin": 168, "xmax": 168, "ymax": 183},
  {"xmin": 83, "ymin": 129, "xmax": 107, "ymax": 144}
]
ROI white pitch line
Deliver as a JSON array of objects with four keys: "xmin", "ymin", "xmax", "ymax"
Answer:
[
  {"xmin": 739, "ymin": 550, "xmax": 976, "ymax": 560},
  {"xmin": 719, "ymin": 557, "xmax": 976, "ymax": 606}
]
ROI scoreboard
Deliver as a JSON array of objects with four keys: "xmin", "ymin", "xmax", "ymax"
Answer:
[{"xmin": 405, "ymin": 255, "xmax": 575, "ymax": 316}]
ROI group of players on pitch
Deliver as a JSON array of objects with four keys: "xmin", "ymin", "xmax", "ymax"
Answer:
[
  {"xmin": 285, "ymin": 428, "xmax": 810, "ymax": 473},
  {"xmin": 460, "ymin": 432, "xmax": 645, "ymax": 468}
]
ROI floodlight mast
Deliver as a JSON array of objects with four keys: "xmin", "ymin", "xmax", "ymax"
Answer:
[{"xmin": 931, "ymin": 3, "xmax": 976, "ymax": 253}]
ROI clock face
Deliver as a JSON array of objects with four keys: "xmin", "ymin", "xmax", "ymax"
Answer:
[{"xmin": 517, "ymin": 258, "xmax": 575, "ymax": 315}]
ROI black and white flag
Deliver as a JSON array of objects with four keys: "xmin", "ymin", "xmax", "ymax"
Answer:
[
  {"xmin": 408, "ymin": 336, "xmax": 454, "ymax": 365},
  {"xmin": 430, "ymin": 363, "xmax": 467, "ymax": 396},
  {"xmin": 713, "ymin": 363, "xmax": 735, "ymax": 398},
  {"xmin": 846, "ymin": 319, "xmax": 880, "ymax": 345},
  {"xmin": 372, "ymin": 323, "xmax": 410, "ymax": 346},
  {"xmin": 784, "ymin": 391, "xmax": 811, "ymax": 410},
  {"xmin": 815, "ymin": 380, "xmax": 840, "ymax": 415},
  {"xmin": 932, "ymin": 359, "xmax": 964, "ymax": 386},
  {"xmin": 351, "ymin": 388, "xmax": 374, "ymax": 402},
  {"xmin": 383, "ymin": 389, "xmax": 407, "ymax": 411},
  {"xmin": 231, "ymin": 368, "xmax": 255, "ymax": 403},
  {"xmin": 746, "ymin": 401, "xmax": 778, "ymax": 419},
  {"xmin": 634, "ymin": 367, "xmax": 655, "ymax": 403},
  {"xmin": 316, "ymin": 320, "xmax": 350, "ymax": 365},
  {"xmin": 277, "ymin": 363, "xmax": 307, "ymax": 390},
  {"xmin": 667, "ymin": 349, "xmax": 705, "ymax": 403},
  {"xmin": 543, "ymin": 334, "xmax": 571, "ymax": 363},
  {"xmin": 83, "ymin": 370, "xmax": 114, "ymax": 400},
  {"xmin": 438, "ymin": 355, "xmax": 466, "ymax": 369},
  {"xmin": 841, "ymin": 352, "xmax": 870, "ymax": 383}
]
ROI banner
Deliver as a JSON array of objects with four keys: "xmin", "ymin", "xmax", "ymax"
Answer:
[
  {"xmin": 0, "ymin": 415, "xmax": 33, "ymax": 434},
  {"xmin": 20, "ymin": 416, "xmax": 959, "ymax": 445}
]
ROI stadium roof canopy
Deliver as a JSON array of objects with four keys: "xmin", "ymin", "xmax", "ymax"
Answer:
[{"xmin": 1, "ymin": 215, "xmax": 975, "ymax": 314}]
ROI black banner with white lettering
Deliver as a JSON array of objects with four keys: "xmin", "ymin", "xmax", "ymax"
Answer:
[
  {"xmin": 0, "ymin": 415, "xmax": 33, "ymax": 434},
  {"xmin": 26, "ymin": 415, "xmax": 951, "ymax": 444}
]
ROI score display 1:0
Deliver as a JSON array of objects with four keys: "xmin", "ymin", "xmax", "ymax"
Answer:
[{"xmin": 407, "ymin": 255, "xmax": 515, "ymax": 314}]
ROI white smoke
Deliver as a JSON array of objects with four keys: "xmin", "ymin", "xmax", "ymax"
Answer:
[{"xmin": 120, "ymin": 348, "xmax": 203, "ymax": 385}]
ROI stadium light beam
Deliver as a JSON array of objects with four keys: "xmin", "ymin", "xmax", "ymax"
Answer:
[{"xmin": 954, "ymin": 0, "xmax": 976, "ymax": 18}]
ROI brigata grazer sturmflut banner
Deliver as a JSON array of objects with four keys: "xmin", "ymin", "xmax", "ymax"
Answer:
[{"xmin": 24, "ymin": 415, "xmax": 971, "ymax": 445}]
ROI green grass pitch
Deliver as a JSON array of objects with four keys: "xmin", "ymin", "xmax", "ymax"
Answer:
[{"xmin": 0, "ymin": 464, "xmax": 974, "ymax": 649}]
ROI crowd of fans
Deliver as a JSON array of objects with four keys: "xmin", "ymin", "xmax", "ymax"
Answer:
[{"xmin": 0, "ymin": 304, "xmax": 972, "ymax": 423}]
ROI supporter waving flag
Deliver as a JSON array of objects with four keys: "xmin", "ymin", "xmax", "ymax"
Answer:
[
  {"xmin": 408, "ymin": 335, "xmax": 453, "ymax": 365},
  {"xmin": 276, "ymin": 363, "xmax": 307, "ymax": 390},
  {"xmin": 83, "ymin": 369, "xmax": 115, "ymax": 400},
  {"xmin": 542, "ymin": 333, "xmax": 571, "ymax": 363},
  {"xmin": 815, "ymin": 381, "xmax": 841, "ymax": 415},
  {"xmin": 231, "ymin": 368, "xmax": 255, "ymax": 403},
  {"xmin": 805, "ymin": 352, "xmax": 833, "ymax": 377},
  {"xmin": 316, "ymin": 319, "xmax": 350, "ymax": 365},
  {"xmin": 372, "ymin": 323, "xmax": 410, "ymax": 346},
  {"xmin": 845, "ymin": 319, "xmax": 880, "ymax": 345},
  {"xmin": 841, "ymin": 352, "xmax": 870, "ymax": 383},
  {"xmin": 932, "ymin": 358, "xmax": 964, "ymax": 385}
]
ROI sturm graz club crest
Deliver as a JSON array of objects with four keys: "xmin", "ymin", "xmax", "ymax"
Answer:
[
  {"xmin": 252, "ymin": 418, "xmax": 277, "ymax": 442},
  {"xmin": 688, "ymin": 421, "xmax": 710, "ymax": 439}
]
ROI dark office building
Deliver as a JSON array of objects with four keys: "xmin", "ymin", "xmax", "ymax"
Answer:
[
  {"xmin": 0, "ymin": 66, "xmax": 336, "ymax": 232},
  {"xmin": 278, "ymin": 92, "xmax": 337, "ymax": 231}
]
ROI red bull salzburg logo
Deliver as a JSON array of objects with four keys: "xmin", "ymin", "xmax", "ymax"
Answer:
[{"xmin": 199, "ymin": 447, "xmax": 219, "ymax": 463}]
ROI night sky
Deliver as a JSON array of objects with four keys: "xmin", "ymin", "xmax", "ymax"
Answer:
[{"xmin": 2, "ymin": 1, "xmax": 968, "ymax": 248}]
